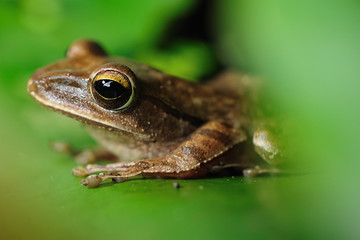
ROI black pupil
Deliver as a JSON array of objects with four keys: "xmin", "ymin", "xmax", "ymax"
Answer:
[{"xmin": 94, "ymin": 79, "xmax": 126, "ymax": 99}]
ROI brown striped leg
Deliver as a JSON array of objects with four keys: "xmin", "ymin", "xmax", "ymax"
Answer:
[{"xmin": 78, "ymin": 120, "xmax": 247, "ymax": 187}]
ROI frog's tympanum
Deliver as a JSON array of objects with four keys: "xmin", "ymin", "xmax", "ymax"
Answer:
[{"xmin": 28, "ymin": 40, "xmax": 281, "ymax": 188}]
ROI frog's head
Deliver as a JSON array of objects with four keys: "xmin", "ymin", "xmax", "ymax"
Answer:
[
  {"xmin": 27, "ymin": 40, "xmax": 151, "ymax": 140},
  {"xmin": 28, "ymin": 40, "xmax": 200, "ymax": 141}
]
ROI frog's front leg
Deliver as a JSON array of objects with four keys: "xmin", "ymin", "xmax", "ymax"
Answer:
[
  {"xmin": 75, "ymin": 120, "xmax": 247, "ymax": 188},
  {"xmin": 52, "ymin": 142, "xmax": 117, "ymax": 164}
]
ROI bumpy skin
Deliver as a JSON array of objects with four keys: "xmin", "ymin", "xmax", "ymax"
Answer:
[{"xmin": 27, "ymin": 40, "xmax": 279, "ymax": 187}]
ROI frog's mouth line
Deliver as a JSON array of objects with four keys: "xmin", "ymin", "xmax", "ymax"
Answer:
[{"xmin": 28, "ymin": 86, "xmax": 155, "ymax": 142}]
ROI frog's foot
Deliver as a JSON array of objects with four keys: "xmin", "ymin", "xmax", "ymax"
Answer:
[
  {"xmin": 243, "ymin": 165, "xmax": 281, "ymax": 177},
  {"xmin": 77, "ymin": 161, "xmax": 147, "ymax": 188},
  {"xmin": 77, "ymin": 159, "xmax": 164, "ymax": 187},
  {"xmin": 253, "ymin": 125, "xmax": 285, "ymax": 165},
  {"xmin": 51, "ymin": 142, "xmax": 117, "ymax": 164},
  {"xmin": 81, "ymin": 173, "xmax": 128, "ymax": 188}
]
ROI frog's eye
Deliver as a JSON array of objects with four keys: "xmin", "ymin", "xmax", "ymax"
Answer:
[{"xmin": 90, "ymin": 65, "xmax": 136, "ymax": 110}]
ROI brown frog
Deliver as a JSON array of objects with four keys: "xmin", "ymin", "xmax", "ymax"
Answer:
[{"xmin": 27, "ymin": 40, "xmax": 281, "ymax": 188}]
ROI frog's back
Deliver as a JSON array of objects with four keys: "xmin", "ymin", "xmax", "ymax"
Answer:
[{"xmin": 118, "ymin": 57, "xmax": 255, "ymax": 124}]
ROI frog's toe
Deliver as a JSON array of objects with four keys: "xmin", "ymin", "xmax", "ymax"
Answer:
[
  {"xmin": 243, "ymin": 165, "xmax": 281, "ymax": 177},
  {"xmin": 243, "ymin": 167, "xmax": 260, "ymax": 177},
  {"xmin": 81, "ymin": 174, "xmax": 103, "ymax": 188},
  {"xmin": 72, "ymin": 166, "xmax": 90, "ymax": 177},
  {"xmin": 75, "ymin": 150, "xmax": 97, "ymax": 164},
  {"xmin": 51, "ymin": 141, "xmax": 73, "ymax": 154}
]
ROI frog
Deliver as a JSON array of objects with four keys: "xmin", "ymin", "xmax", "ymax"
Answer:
[{"xmin": 27, "ymin": 39, "xmax": 281, "ymax": 188}]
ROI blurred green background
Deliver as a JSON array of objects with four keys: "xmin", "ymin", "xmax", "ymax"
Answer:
[{"xmin": 1, "ymin": 0, "xmax": 359, "ymax": 239}]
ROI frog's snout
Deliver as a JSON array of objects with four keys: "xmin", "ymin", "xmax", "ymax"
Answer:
[{"xmin": 27, "ymin": 77, "xmax": 37, "ymax": 98}]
